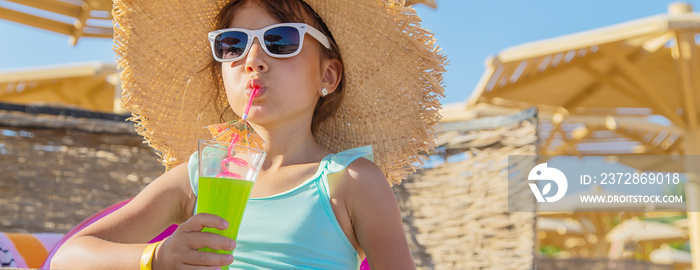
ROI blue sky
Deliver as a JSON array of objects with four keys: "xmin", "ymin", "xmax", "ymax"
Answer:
[{"xmin": 0, "ymin": 0, "xmax": 697, "ymax": 105}]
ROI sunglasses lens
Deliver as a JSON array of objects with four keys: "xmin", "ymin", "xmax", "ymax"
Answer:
[
  {"xmin": 264, "ymin": 26, "xmax": 300, "ymax": 55},
  {"xmin": 214, "ymin": 31, "xmax": 249, "ymax": 60}
]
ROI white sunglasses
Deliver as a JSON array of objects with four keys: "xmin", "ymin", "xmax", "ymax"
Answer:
[{"xmin": 208, "ymin": 23, "xmax": 331, "ymax": 62}]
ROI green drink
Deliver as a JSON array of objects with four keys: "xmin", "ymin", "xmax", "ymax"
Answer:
[
  {"xmin": 197, "ymin": 177, "xmax": 254, "ymax": 250},
  {"xmin": 196, "ymin": 140, "xmax": 266, "ymax": 269}
]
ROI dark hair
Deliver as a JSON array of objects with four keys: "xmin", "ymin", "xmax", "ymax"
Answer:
[{"xmin": 207, "ymin": 0, "xmax": 344, "ymax": 134}]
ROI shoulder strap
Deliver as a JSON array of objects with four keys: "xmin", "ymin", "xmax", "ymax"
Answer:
[
  {"xmin": 325, "ymin": 145, "xmax": 374, "ymax": 174},
  {"xmin": 319, "ymin": 145, "xmax": 374, "ymax": 197}
]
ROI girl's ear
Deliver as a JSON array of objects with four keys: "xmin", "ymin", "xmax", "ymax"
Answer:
[{"xmin": 321, "ymin": 58, "xmax": 343, "ymax": 93}]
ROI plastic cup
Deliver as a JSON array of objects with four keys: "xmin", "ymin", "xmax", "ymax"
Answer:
[{"xmin": 196, "ymin": 140, "xmax": 266, "ymax": 266}]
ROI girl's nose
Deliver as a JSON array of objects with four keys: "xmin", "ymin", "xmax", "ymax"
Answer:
[{"xmin": 244, "ymin": 38, "xmax": 268, "ymax": 73}]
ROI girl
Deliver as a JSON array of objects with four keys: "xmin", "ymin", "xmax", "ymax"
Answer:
[{"xmin": 52, "ymin": 0, "xmax": 445, "ymax": 269}]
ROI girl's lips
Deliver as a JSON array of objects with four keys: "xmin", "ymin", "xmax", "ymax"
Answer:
[
  {"xmin": 246, "ymin": 79, "xmax": 265, "ymax": 98},
  {"xmin": 246, "ymin": 86, "xmax": 265, "ymax": 98}
]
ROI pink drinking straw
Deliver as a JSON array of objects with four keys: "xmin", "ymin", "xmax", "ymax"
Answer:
[
  {"xmin": 216, "ymin": 87, "xmax": 259, "ymax": 178},
  {"xmin": 241, "ymin": 86, "xmax": 258, "ymax": 121}
]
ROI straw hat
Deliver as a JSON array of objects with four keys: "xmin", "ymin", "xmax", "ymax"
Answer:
[{"xmin": 113, "ymin": 0, "xmax": 446, "ymax": 185}]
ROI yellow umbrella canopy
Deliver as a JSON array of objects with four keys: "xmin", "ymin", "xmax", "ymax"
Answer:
[
  {"xmin": 0, "ymin": 62, "xmax": 121, "ymax": 113},
  {"xmin": 0, "ymin": 0, "xmax": 114, "ymax": 45},
  {"xmin": 468, "ymin": 3, "xmax": 700, "ymax": 268},
  {"xmin": 469, "ymin": 3, "xmax": 699, "ymax": 130}
]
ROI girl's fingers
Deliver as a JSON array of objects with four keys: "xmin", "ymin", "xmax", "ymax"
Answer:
[
  {"xmin": 187, "ymin": 232, "xmax": 236, "ymax": 251},
  {"xmin": 182, "ymin": 250, "xmax": 234, "ymax": 266},
  {"xmin": 163, "ymin": 214, "xmax": 235, "ymax": 268},
  {"xmin": 181, "ymin": 213, "xmax": 229, "ymax": 232},
  {"xmin": 181, "ymin": 265, "xmax": 224, "ymax": 270}
]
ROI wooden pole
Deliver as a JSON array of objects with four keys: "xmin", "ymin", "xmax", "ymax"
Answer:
[
  {"xmin": 667, "ymin": 3, "xmax": 700, "ymax": 267},
  {"xmin": 674, "ymin": 30, "xmax": 699, "ymax": 129},
  {"xmin": 685, "ymin": 129, "xmax": 700, "ymax": 270}
]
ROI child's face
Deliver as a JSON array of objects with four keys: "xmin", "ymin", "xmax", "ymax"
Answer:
[{"xmin": 221, "ymin": 2, "xmax": 326, "ymax": 127}]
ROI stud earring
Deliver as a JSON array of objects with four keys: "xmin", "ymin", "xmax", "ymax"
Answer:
[{"xmin": 321, "ymin": 88, "xmax": 328, "ymax": 97}]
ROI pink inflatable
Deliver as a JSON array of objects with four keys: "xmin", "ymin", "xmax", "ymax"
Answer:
[{"xmin": 43, "ymin": 198, "xmax": 370, "ymax": 269}]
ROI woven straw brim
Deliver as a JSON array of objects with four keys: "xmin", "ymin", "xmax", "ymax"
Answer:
[{"xmin": 113, "ymin": 0, "xmax": 446, "ymax": 185}]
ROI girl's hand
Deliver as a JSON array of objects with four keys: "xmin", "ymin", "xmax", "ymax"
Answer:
[{"xmin": 154, "ymin": 213, "xmax": 236, "ymax": 270}]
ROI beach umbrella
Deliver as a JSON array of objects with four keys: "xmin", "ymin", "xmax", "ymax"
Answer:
[
  {"xmin": 650, "ymin": 244, "xmax": 692, "ymax": 270},
  {"xmin": 205, "ymin": 87, "xmax": 265, "ymax": 150},
  {"xmin": 0, "ymin": 0, "xmax": 113, "ymax": 45},
  {"xmin": 0, "ymin": 62, "xmax": 122, "ymax": 113},
  {"xmin": 607, "ymin": 219, "xmax": 688, "ymax": 260},
  {"xmin": 607, "ymin": 219, "xmax": 688, "ymax": 243},
  {"xmin": 468, "ymin": 3, "xmax": 700, "ymax": 267},
  {"xmin": 538, "ymin": 185, "xmax": 649, "ymax": 258}
]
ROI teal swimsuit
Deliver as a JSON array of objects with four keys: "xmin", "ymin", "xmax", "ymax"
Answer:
[{"xmin": 188, "ymin": 146, "xmax": 372, "ymax": 269}]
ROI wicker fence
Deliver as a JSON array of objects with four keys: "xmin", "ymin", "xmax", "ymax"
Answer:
[
  {"xmin": 0, "ymin": 110, "xmax": 163, "ymax": 233},
  {"xmin": 395, "ymin": 108, "xmax": 539, "ymax": 269}
]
